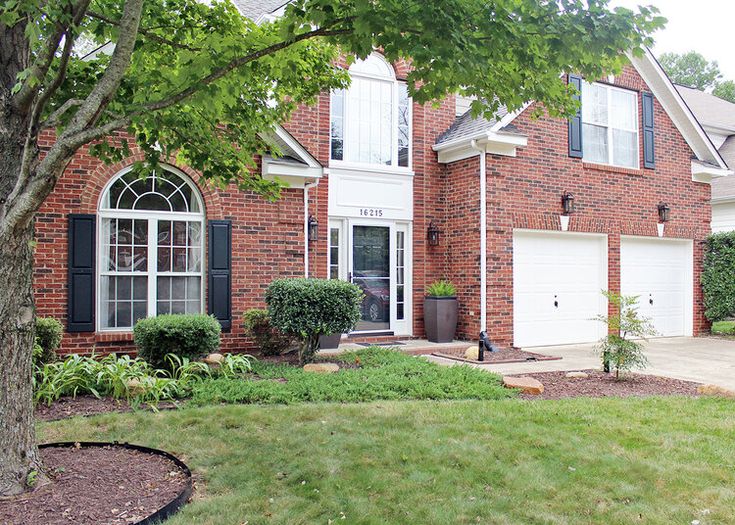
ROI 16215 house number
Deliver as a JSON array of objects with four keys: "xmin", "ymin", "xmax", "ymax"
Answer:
[{"xmin": 359, "ymin": 208, "xmax": 384, "ymax": 217}]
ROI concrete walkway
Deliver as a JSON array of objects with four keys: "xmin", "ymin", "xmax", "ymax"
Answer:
[{"xmin": 427, "ymin": 337, "xmax": 735, "ymax": 390}]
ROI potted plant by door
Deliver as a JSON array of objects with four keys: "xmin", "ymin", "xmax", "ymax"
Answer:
[{"xmin": 424, "ymin": 280, "xmax": 458, "ymax": 343}]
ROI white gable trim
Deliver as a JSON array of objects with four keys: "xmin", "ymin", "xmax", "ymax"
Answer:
[
  {"xmin": 629, "ymin": 48, "xmax": 728, "ymax": 171},
  {"xmin": 261, "ymin": 125, "xmax": 323, "ymax": 188},
  {"xmin": 433, "ymin": 130, "xmax": 528, "ymax": 164},
  {"xmin": 692, "ymin": 160, "xmax": 731, "ymax": 184}
]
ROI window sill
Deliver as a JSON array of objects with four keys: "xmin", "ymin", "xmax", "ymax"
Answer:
[
  {"xmin": 95, "ymin": 331, "xmax": 134, "ymax": 343},
  {"xmin": 582, "ymin": 162, "xmax": 648, "ymax": 177},
  {"xmin": 327, "ymin": 161, "xmax": 415, "ymax": 177}
]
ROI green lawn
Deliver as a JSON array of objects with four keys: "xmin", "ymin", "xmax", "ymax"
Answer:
[
  {"xmin": 712, "ymin": 320, "xmax": 735, "ymax": 335},
  {"xmin": 39, "ymin": 398, "xmax": 735, "ymax": 525}
]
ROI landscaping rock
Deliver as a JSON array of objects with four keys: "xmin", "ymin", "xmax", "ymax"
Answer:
[
  {"xmin": 464, "ymin": 345, "xmax": 479, "ymax": 360},
  {"xmin": 503, "ymin": 376, "xmax": 544, "ymax": 395},
  {"xmin": 125, "ymin": 378, "xmax": 147, "ymax": 396},
  {"xmin": 565, "ymin": 371, "xmax": 589, "ymax": 379},
  {"xmin": 303, "ymin": 363, "xmax": 340, "ymax": 374},
  {"xmin": 696, "ymin": 384, "xmax": 735, "ymax": 398},
  {"xmin": 204, "ymin": 353, "xmax": 225, "ymax": 366}
]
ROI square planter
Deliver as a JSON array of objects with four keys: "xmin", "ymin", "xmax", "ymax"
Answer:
[
  {"xmin": 319, "ymin": 333, "xmax": 342, "ymax": 349},
  {"xmin": 424, "ymin": 296, "xmax": 458, "ymax": 343}
]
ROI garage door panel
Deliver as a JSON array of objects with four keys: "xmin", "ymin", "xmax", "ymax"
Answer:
[
  {"xmin": 620, "ymin": 238, "xmax": 692, "ymax": 338},
  {"xmin": 513, "ymin": 231, "xmax": 607, "ymax": 348}
]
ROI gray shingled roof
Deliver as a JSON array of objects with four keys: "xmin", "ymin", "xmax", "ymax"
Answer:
[
  {"xmin": 230, "ymin": 0, "xmax": 289, "ymax": 20},
  {"xmin": 435, "ymin": 105, "xmax": 511, "ymax": 146},
  {"xmin": 676, "ymin": 84, "xmax": 735, "ymax": 133},
  {"xmin": 719, "ymin": 135, "xmax": 735, "ymax": 170}
]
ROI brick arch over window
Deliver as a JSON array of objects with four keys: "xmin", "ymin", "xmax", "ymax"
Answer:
[{"xmin": 77, "ymin": 152, "xmax": 224, "ymax": 219}]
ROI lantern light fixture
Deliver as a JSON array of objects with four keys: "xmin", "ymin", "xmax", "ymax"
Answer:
[
  {"xmin": 427, "ymin": 222, "xmax": 441, "ymax": 246},
  {"xmin": 657, "ymin": 202, "xmax": 670, "ymax": 223},
  {"xmin": 307, "ymin": 215, "xmax": 318, "ymax": 242},
  {"xmin": 561, "ymin": 191, "xmax": 575, "ymax": 215}
]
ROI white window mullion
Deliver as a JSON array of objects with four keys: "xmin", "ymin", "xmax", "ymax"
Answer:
[
  {"xmin": 607, "ymin": 87, "xmax": 614, "ymax": 166},
  {"xmin": 392, "ymin": 81, "xmax": 399, "ymax": 167},
  {"xmin": 147, "ymin": 218, "xmax": 157, "ymax": 319}
]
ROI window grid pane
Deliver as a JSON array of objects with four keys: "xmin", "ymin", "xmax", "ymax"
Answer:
[
  {"xmin": 329, "ymin": 227, "xmax": 340, "ymax": 280},
  {"xmin": 396, "ymin": 231, "xmax": 405, "ymax": 321},
  {"xmin": 582, "ymin": 82, "xmax": 638, "ymax": 168}
]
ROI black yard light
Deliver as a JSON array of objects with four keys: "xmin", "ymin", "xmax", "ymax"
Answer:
[
  {"xmin": 427, "ymin": 221, "xmax": 441, "ymax": 246},
  {"xmin": 657, "ymin": 202, "xmax": 670, "ymax": 223},
  {"xmin": 308, "ymin": 215, "xmax": 318, "ymax": 242},
  {"xmin": 561, "ymin": 191, "xmax": 575, "ymax": 215}
]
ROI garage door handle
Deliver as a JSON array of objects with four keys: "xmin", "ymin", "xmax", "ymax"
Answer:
[
  {"xmin": 554, "ymin": 295, "xmax": 559, "ymax": 308},
  {"xmin": 649, "ymin": 294, "xmax": 653, "ymax": 306}
]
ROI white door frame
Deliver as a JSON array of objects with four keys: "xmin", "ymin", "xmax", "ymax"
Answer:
[{"xmin": 328, "ymin": 217, "xmax": 412, "ymax": 335}]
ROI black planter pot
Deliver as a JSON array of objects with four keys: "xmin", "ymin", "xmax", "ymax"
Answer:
[
  {"xmin": 424, "ymin": 296, "xmax": 458, "ymax": 343},
  {"xmin": 319, "ymin": 333, "xmax": 342, "ymax": 349}
]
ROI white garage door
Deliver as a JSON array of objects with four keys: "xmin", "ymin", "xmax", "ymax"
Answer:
[
  {"xmin": 620, "ymin": 237, "xmax": 693, "ymax": 337},
  {"xmin": 513, "ymin": 231, "xmax": 608, "ymax": 348}
]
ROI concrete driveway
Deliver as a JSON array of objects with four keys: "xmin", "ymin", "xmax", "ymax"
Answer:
[{"xmin": 428, "ymin": 337, "xmax": 735, "ymax": 389}]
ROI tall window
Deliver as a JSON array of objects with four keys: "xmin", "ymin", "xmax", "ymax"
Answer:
[
  {"xmin": 582, "ymin": 82, "xmax": 639, "ymax": 169},
  {"xmin": 98, "ymin": 166, "xmax": 205, "ymax": 330},
  {"xmin": 330, "ymin": 53, "xmax": 411, "ymax": 168}
]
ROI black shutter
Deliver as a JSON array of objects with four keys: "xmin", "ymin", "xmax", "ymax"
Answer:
[
  {"xmin": 568, "ymin": 74, "xmax": 584, "ymax": 158},
  {"xmin": 642, "ymin": 91, "xmax": 655, "ymax": 169},
  {"xmin": 67, "ymin": 214, "xmax": 96, "ymax": 332},
  {"xmin": 208, "ymin": 220, "xmax": 232, "ymax": 331}
]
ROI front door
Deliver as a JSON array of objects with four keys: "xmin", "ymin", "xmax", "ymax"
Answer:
[{"xmin": 351, "ymin": 225, "xmax": 391, "ymax": 332}]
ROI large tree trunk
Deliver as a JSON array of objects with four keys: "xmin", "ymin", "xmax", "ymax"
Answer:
[{"xmin": 0, "ymin": 220, "xmax": 41, "ymax": 496}]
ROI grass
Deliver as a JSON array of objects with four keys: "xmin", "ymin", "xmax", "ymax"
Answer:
[
  {"xmin": 189, "ymin": 348, "xmax": 513, "ymax": 405},
  {"xmin": 38, "ymin": 397, "xmax": 735, "ymax": 525},
  {"xmin": 712, "ymin": 320, "xmax": 735, "ymax": 335}
]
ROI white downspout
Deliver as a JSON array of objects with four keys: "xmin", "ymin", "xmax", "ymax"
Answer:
[
  {"xmin": 303, "ymin": 181, "xmax": 319, "ymax": 278},
  {"xmin": 470, "ymin": 140, "xmax": 487, "ymax": 333}
]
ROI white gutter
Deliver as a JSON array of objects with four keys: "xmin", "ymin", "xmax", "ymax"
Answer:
[
  {"xmin": 304, "ymin": 181, "xmax": 319, "ymax": 277},
  {"xmin": 470, "ymin": 139, "xmax": 487, "ymax": 333}
]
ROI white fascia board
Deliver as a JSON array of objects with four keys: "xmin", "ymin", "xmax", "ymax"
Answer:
[
  {"xmin": 260, "ymin": 125, "xmax": 322, "ymax": 169},
  {"xmin": 691, "ymin": 160, "xmax": 732, "ymax": 184},
  {"xmin": 433, "ymin": 131, "xmax": 527, "ymax": 164},
  {"xmin": 490, "ymin": 102, "xmax": 533, "ymax": 132},
  {"xmin": 629, "ymin": 49, "xmax": 729, "ymax": 170}
]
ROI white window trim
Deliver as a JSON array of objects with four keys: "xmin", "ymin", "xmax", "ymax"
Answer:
[
  {"xmin": 330, "ymin": 53, "xmax": 413, "ymax": 171},
  {"xmin": 583, "ymin": 82, "xmax": 640, "ymax": 170},
  {"xmin": 96, "ymin": 166, "xmax": 206, "ymax": 332}
]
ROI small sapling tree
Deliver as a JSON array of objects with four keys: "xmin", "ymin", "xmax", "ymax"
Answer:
[{"xmin": 594, "ymin": 291, "xmax": 656, "ymax": 379}]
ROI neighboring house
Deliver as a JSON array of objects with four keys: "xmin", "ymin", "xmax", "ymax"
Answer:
[
  {"xmin": 676, "ymin": 84, "xmax": 735, "ymax": 232},
  {"xmin": 33, "ymin": 2, "xmax": 731, "ymax": 354}
]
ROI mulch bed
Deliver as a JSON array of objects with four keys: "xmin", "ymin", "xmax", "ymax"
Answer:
[
  {"xmin": 513, "ymin": 370, "xmax": 701, "ymax": 400},
  {"xmin": 432, "ymin": 347, "xmax": 562, "ymax": 364},
  {"xmin": 35, "ymin": 396, "xmax": 177, "ymax": 422},
  {"xmin": 0, "ymin": 445, "xmax": 189, "ymax": 525}
]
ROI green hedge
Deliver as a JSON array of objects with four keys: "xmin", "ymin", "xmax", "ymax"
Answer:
[
  {"xmin": 702, "ymin": 232, "xmax": 735, "ymax": 321},
  {"xmin": 242, "ymin": 308, "xmax": 294, "ymax": 356},
  {"xmin": 266, "ymin": 278, "xmax": 363, "ymax": 364},
  {"xmin": 34, "ymin": 317, "xmax": 63, "ymax": 366},
  {"xmin": 134, "ymin": 314, "xmax": 221, "ymax": 369}
]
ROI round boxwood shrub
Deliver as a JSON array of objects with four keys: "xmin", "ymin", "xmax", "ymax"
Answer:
[
  {"xmin": 265, "ymin": 278, "xmax": 363, "ymax": 364},
  {"xmin": 702, "ymin": 232, "xmax": 735, "ymax": 322},
  {"xmin": 134, "ymin": 314, "xmax": 221, "ymax": 370},
  {"xmin": 34, "ymin": 317, "xmax": 63, "ymax": 366}
]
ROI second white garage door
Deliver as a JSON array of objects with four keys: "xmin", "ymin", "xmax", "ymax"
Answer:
[
  {"xmin": 513, "ymin": 231, "xmax": 608, "ymax": 348},
  {"xmin": 620, "ymin": 237, "xmax": 693, "ymax": 337}
]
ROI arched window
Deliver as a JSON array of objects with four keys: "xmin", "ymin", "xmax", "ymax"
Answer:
[
  {"xmin": 98, "ymin": 166, "xmax": 205, "ymax": 330},
  {"xmin": 330, "ymin": 53, "xmax": 411, "ymax": 168}
]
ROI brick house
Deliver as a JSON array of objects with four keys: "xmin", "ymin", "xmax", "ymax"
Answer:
[{"xmin": 34, "ymin": 3, "xmax": 731, "ymax": 354}]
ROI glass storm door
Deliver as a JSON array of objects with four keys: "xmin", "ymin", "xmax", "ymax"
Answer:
[{"xmin": 351, "ymin": 225, "xmax": 391, "ymax": 331}]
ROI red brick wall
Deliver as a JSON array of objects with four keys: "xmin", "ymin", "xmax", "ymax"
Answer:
[{"xmin": 445, "ymin": 65, "xmax": 712, "ymax": 345}]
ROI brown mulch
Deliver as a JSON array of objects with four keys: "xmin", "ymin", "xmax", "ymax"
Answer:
[
  {"xmin": 514, "ymin": 370, "xmax": 701, "ymax": 400},
  {"xmin": 0, "ymin": 445, "xmax": 189, "ymax": 525},
  {"xmin": 35, "ymin": 396, "xmax": 177, "ymax": 422},
  {"xmin": 433, "ymin": 347, "xmax": 562, "ymax": 364}
]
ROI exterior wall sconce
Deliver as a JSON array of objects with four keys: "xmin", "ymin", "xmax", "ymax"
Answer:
[
  {"xmin": 427, "ymin": 222, "xmax": 441, "ymax": 246},
  {"xmin": 307, "ymin": 215, "xmax": 318, "ymax": 242},
  {"xmin": 561, "ymin": 191, "xmax": 575, "ymax": 215},
  {"xmin": 657, "ymin": 202, "xmax": 670, "ymax": 223}
]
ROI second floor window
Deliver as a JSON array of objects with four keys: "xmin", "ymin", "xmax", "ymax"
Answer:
[
  {"xmin": 330, "ymin": 53, "xmax": 410, "ymax": 168},
  {"xmin": 582, "ymin": 81, "xmax": 639, "ymax": 169}
]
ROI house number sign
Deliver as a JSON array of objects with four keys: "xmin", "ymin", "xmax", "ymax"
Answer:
[{"xmin": 359, "ymin": 208, "xmax": 384, "ymax": 217}]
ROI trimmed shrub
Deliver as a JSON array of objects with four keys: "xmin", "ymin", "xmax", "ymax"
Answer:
[
  {"xmin": 134, "ymin": 314, "xmax": 221, "ymax": 369},
  {"xmin": 702, "ymin": 232, "xmax": 735, "ymax": 322},
  {"xmin": 34, "ymin": 317, "xmax": 63, "ymax": 365},
  {"xmin": 243, "ymin": 308, "xmax": 294, "ymax": 356},
  {"xmin": 266, "ymin": 278, "xmax": 363, "ymax": 364}
]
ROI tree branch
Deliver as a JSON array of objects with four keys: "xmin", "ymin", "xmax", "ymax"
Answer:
[
  {"xmin": 39, "ymin": 98, "xmax": 84, "ymax": 129},
  {"xmin": 86, "ymin": 10, "xmax": 202, "ymax": 52},
  {"xmin": 138, "ymin": 24, "xmax": 353, "ymax": 115}
]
